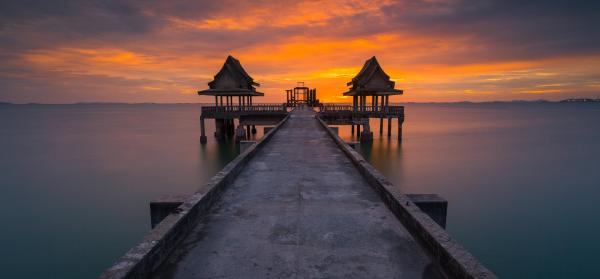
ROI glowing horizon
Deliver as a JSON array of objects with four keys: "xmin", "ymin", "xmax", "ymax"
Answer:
[{"xmin": 1, "ymin": 0, "xmax": 599, "ymax": 103}]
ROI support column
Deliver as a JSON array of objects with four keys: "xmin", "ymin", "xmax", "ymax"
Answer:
[
  {"xmin": 351, "ymin": 125, "xmax": 355, "ymax": 135},
  {"xmin": 235, "ymin": 124, "xmax": 246, "ymax": 142},
  {"xmin": 246, "ymin": 125, "xmax": 251, "ymax": 139},
  {"xmin": 398, "ymin": 117, "xmax": 403, "ymax": 140},
  {"xmin": 379, "ymin": 117, "xmax": 383, "ymax": 134},
  {"xmin": 372, "ymin": 95, "xmax": 376, "ymax": 111},
  {"xmin": 251, "ymin": 125, "xmax": 257, "ymax": 134},
  {"xmin": 387, "ymin": 117, "xmax": 392, "ymax": 138},
  {"xmin": 361, "ymin": 121, "xmax": 373, "ymax": 142},
  {"xmin": 215, "ymin": 119, "xmax": 224, "ymax": 139},
  {"xmin": 200, "ymin": 117, "xmax": 207, "ymax": 144},
  {"xmin": 361, "ymin": 96, "xmax": 365, "ymax": 111},
  {"xmin": 357, "ymin": 124, "xmax": 361, "ymax": 139}
]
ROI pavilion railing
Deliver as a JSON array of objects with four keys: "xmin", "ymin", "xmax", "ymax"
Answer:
[
  {"xmin": 318, "ymin": 104, "xmax": 404, "ymax": 116},
  {"xmin": 201, "ymin": 104, "xmax": 288, "ymax": 118}
]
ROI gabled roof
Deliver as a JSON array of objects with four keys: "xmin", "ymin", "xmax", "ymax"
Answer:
[
  {"xmin": 343, "ymin": 56, "xmax": 403, "ymax": 96},
  {"xmin": 199, "ymin": 55, "xmax": 264, "ymax": 96}
]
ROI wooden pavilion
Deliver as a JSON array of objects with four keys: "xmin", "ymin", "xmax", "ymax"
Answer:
[
  {"xmin": 344, "ymin": 56, "xmax": 403, "ymax": 112},
  {"xmin": 343, "ymin": 56, "xmax": 404, "ymax": 140},
  {"xmin": 198, "ymin": 55, "xmax": 265, "ymax": 143}
]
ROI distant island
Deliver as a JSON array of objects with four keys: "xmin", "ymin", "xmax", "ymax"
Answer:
[{"xmin": 560, "ymin": 98, "xmax": 600, "ymax": 103}]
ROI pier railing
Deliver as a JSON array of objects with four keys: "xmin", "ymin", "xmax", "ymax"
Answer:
[
  {"xmin": 318, "ymin": 104, "xmax": 404, "ymax": 117},
  {"xmin": 201, "ymin": 104, "xmax": 288, "ymax": 118}
]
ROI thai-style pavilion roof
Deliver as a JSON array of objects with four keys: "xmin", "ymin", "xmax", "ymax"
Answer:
[
  {"xmin": 343, "ymin": 56, "xmax": 403, "ymax": 96},
  {"xmin": 198, "ymin": 55, "xmax": 264, "ymax": 96}
]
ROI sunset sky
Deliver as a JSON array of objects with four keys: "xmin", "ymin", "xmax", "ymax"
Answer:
[{"xmin": 1, "ymin": 0, "xmax": 599, "ymax": 103}]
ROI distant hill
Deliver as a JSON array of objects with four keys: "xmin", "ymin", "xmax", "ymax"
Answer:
[{"xmin": 560, "ymin": 98, "xmax": 600, "ymax": 103}]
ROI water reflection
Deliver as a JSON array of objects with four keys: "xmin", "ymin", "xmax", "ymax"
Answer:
[
  {"xmin": 1, "ymin": 103, "xmax": 599, "ymax": 279},
  {"xmin": 334, "ymin": 103, "xmax": 600, "ymax": 279}
]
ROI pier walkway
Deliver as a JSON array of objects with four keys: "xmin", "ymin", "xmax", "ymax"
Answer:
[{"xmin": 152, "ymin": 107, "xmax": 444, "ymax": 278}]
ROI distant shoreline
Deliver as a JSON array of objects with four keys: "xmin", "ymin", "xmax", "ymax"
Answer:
[{"xmin": 1, "ymin": 99, "xmax": 599, "ymax": 106}]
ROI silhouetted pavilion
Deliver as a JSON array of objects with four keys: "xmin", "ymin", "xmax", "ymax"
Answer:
[
  {"xmin": 198, "ymin": 55, "xmax": 265, "ymax": 143},
  {"xmin": 343, "ymin": 56, "xmax": 403, "ymax": 112}
]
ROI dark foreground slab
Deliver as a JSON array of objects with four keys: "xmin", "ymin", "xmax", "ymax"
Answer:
[{"xmin": 152, "ymin": 108, "xmax": 445, "ymax": 278}]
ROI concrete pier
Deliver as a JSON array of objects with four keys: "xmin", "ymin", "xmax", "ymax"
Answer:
[
  {"xmin": 101, "ymin": 107, "xmax": 494, "ymax": 279},
  {"xmin": 152, "ymin": 108, "xmax": 444, "ymax": 278}
]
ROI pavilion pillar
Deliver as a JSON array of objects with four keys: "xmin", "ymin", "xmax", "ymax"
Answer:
[
  {"xmin": 372, "ymin": 95, "xmax": 376, "ymax": 111},
  {"xmin": 362, "ymin": 96, "xmax": 366, "ymax": 111},
  {"xmin": 378, "ymin": 95, "xmax": 383, "ymax": 134}
]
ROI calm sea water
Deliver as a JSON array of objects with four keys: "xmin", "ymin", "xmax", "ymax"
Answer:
[{"xmin": 1, "ymin": 103, "xmax": 599, "ymax": 278}]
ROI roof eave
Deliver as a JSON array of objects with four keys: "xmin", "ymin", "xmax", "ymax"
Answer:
[{"xmin": 342, "ymin": 89, "xmax": 404, "ymax": 96}]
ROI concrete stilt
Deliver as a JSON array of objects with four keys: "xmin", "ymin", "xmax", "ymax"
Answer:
[
  {"xmin": 227, "ymin": 119, "xmax": 235, "ymax": 138},
  {"xmin": 387, "ymin": 117, "xmax": 392, "ymax": 138},
  {"xmin": 200, "ymin": 117, "xmax": 207, "ymax": 144},
  {"xmin": 361, "ymin": 122, "xmax": 373, "ymax": 142},
  {"xmin": 397, "ymin": 117, "xmax": 403, "ymax": 140},
  {"xmin": 215, "ymin": 119, "xmax": 225, "ymax": 139},
  {"xmin": 235, "ymin": 125, "xmax": 247, "ymax": 141}
]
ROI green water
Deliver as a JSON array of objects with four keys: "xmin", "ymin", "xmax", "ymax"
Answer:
[{"xmin": 0, "ymin": 103, "xmax": 599, "ymax": 278}]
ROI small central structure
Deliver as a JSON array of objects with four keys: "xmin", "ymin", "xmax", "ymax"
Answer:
[{"xmin": 285, "ymin": 82, "xmax": 319, "ymax": 107}]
